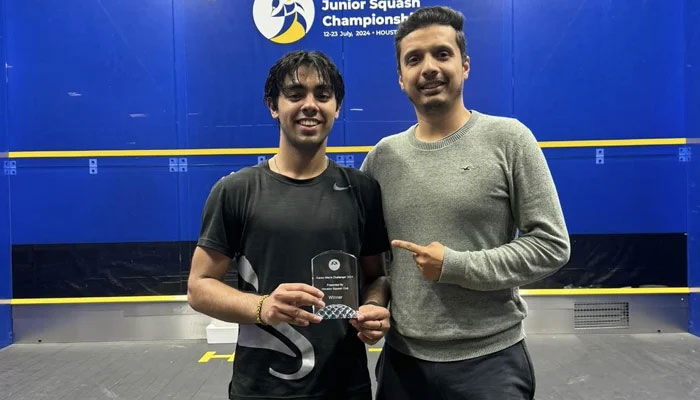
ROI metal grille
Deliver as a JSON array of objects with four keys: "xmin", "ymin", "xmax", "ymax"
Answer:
[{"xmin": 574, "ymin": 302, "xmax": 630, "ymax": 329}]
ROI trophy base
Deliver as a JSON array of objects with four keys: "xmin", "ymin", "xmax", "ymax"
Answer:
[{"xmin": 315, "ymin": 304, "xmax": 359, "ymax": 319}]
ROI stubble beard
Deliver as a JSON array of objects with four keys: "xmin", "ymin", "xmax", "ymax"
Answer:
[{"xmin": 411, "ymin": 81, "xmax": 463, "ymax": 117}]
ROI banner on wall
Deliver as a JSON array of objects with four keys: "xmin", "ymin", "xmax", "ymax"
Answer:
[{"xmin": 253, "ymin": 0, "xmax": 422, "ymax": 43}]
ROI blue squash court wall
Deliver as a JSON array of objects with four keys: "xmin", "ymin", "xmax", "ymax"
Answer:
[{"xmin": 0, "ymin": 0, "xmax": 698, "ymax": 346}]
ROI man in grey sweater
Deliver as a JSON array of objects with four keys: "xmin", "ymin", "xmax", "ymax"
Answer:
[{"xmin": 360, "ymin": 6, "xmax": 570, "ymax": 400}]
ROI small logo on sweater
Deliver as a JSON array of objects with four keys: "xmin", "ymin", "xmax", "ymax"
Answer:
[
  {"xmin": 461, "ymin": 165, "xmax": 473, "ymax": 171},
  {"xmin": 333, "ymin": 183, "xmax": 352, "ymax": 191}
]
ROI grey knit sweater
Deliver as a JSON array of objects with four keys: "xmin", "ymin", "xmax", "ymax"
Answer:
[{"xmin": 361, "ymin": 110, "xmax": 570, "ymax": 361}]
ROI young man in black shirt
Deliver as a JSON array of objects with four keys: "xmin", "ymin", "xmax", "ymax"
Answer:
[{"xmin": 188, "ymin": 50, "xmax": 391, "ymax": 400}]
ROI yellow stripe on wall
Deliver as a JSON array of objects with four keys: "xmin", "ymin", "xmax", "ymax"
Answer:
[
  {"xmin": 7, "ymin": 138, "xmax": 688, "ymax": 159},
  {"xmin": 7, "ymin": 295, "xmax": 187, "ymax": 305},
  {"xmin": 9, "ymin": 148, "xmax": 281, "ymax": 158},
  {"xmin": 3, "ymin": 288, "xmax": 691, "ymax": 305},
  {"xmin": 539, "ymin": 138, "xmax": 686, "ymax": 148},
  {"xmin": 520, "ymin": 287, "xmax": 690, "ymax": 296}
]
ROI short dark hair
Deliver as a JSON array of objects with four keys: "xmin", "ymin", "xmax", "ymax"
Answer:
[
  {"xmin": 394, "ymin": 6, "xmax": 468, "ymax": 69},
  {"xmin": 264, "ymin": 50, "xmax": 345, "ymax": 111}
]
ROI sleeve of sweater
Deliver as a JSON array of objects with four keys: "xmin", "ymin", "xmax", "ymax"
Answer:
[{"xmin": 438, "ymin": 127, "xmax": 571, "ymax": 290}]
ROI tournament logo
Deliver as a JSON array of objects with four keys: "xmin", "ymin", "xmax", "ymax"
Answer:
[
  {"xmin": 328, "ymin": 259, "xmax": 341, "ymax": 271},
  {"xmin": 253, "ymin": 0, "xmax": 315, "ymax": 44}
]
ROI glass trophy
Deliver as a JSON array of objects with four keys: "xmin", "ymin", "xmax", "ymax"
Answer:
[{"xmin": 311, "ymin": 250, "xmax": 359, "ymax": 319}]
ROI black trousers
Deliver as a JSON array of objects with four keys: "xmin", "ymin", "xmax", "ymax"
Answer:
[{"xmin": 375, "ymin": 340, "xmax": 536, "ymax": 400}]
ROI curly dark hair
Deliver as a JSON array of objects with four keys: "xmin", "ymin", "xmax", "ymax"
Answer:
[{"xmin": 264, "ymin": 50, "xmax": 345, "ymax": 111}]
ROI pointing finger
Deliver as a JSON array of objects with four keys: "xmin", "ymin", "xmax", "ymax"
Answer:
[{"xmin": 391, "ymin": 240, "xmax": 424, "ymax": 254}]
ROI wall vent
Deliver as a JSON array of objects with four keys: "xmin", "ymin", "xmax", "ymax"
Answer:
[{"xmin": 574, "ymin": 302, "xmax": 630, "ymax": 329}]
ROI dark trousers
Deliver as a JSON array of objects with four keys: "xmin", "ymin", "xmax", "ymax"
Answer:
[{"xmin": 376, "ymin": 340, "xmax": 536, "ymax": 400}]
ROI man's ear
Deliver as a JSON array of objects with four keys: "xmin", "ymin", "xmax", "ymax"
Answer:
[
  {"xmin": 335, "ymin": 103, "xmax": 341, "ymax": 119},
  {"xmin": 463, "ymin": 56, "xmax": 470, "ymax": 80},
  {"xmin": 266, "ymin": 98, "xmax": 279, "ymax": 119},
  {"xmin": 398, "ymin": 72, "xmax": 405, "ymax": 92}
]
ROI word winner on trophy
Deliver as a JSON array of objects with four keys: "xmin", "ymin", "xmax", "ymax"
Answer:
[{"xmin": 311, "ymin": 250, "xmax": 359, "ymax": 319}]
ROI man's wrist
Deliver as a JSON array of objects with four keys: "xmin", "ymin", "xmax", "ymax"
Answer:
[{"xmin": 256, "ymin": 294, "xmax": 270, "ymax": 325}]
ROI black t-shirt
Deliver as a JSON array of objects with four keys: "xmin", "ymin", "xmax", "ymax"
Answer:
[{"xmin": 197, "ymin": 160, "xmax": 390, "ymax": 400}]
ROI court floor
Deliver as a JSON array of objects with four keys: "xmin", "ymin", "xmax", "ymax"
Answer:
[{"xmin": 1, "ymin": 333, "xmax": 699, "ymax": 400}]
